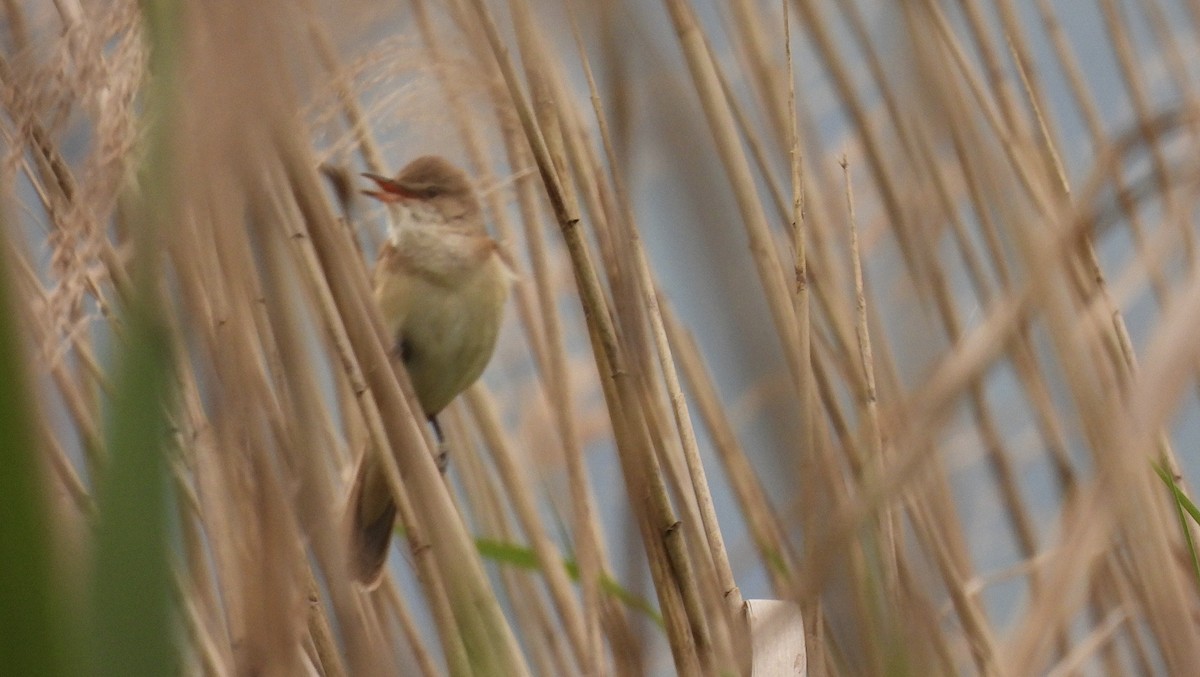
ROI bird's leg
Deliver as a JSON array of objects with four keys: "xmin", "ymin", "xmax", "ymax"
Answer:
[{"xmin": 428, "ymin": 415, "xmax": 449, "ymax": 473}]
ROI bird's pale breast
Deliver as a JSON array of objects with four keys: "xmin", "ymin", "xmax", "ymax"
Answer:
[{"xmin": 374, "ymin": 228, "xmax": 509, "ymax": 415}]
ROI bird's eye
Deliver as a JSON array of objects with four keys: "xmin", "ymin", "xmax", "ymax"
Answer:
[{"xmin": 424, "ymin": 187, "xmax": 440, "ymax": 198}]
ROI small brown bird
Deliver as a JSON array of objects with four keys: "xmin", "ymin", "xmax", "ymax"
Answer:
[{"xmin": 348, "ymin": 155, "xmax": 510, "ymax": 586}]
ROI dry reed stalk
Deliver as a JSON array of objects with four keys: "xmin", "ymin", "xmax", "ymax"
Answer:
[
  {"xmin": 465, "ymin": 385, "xmax": 593, "ymax": 669},
  {"xmin": 993, "ymin": 148, "xmax": 1197, "ymax": 677},
  {"xmin": 842, "ymin": 155, "xmax": 907, "ymax": 607},
  {"xmin": 530, "ymin": 87, "xmax": 648, "ymax": 677},
  {"xmin": 662, "ymin": 0, "xmax": 806, "ymax": 402},
  {"xmin": 559, "ymin": 8, "xmax": 743, "ymax": 666},
  {"xmin": 562, "ymin": 95, "xmax": 742, "ymax": 674},
  {"xmin": 463, "ymin": 0, "xmax": 722, "ymax": 672},
  {"xmin": 440, "ymin": 4, "xmax": 615, "ymax": 670},
  {"xmin": 792, "ymin": 1, "xmax": 934, "ymax": 292},
  {"xmin": 303, "ymin": 4, "xmax": 389, "ymax": 178},
  {"xmin": 913, "ymin": 123, "xmax": 1079, "ymax": 659},
  {"xmin": 379, "ymin": 577, "xmax": 440, "ymax": 677},
  {"xmin": 489, "ymin": 6, "xmax": 608, "ymax": 672},
  {"xmin": 665, "ymin": 309, "xmax": 797, "ymax": 591},
  {"xmin": 445, "ymin": 404, "xmax": 572, "ymax": 675},
  {"xmin": 780, "ymin": 6, "xmax": 993, "ymax": 667},
  {"xmin": 905, "ymin": 111, "xmax": 1047, "ymax": 584},
  {"xmin": 1099, "ymin": 0, "xmax": 1192, "ymax": 257},
  {"xmin": 780, "ymin": 0, "xmax": 814, "ymax": 612},
  {"xmin": 496, "ymin": 127, "xmax": 611, "ymax": 671},
  {"xmin": 907, "ymin": 14, "xmax": 1099, "ymax": 657}
]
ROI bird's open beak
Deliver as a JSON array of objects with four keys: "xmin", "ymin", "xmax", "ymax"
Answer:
[{"xmin": 361, "ymin": 173, "xmax": 419, "ymax": 203}]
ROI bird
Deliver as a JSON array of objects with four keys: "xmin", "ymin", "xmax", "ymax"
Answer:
[{"xmin": 347, "ymin": 155, "xmax": 510, "ymax": 586}]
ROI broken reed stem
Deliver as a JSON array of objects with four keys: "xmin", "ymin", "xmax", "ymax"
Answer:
[{"xmin": 792, "ymin": 0, "xmax": 932, "ymax": 291}]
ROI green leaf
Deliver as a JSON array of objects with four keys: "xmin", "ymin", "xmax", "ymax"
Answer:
[{"xmin": 474, "ymin": 537, "xmax": 664, "ymax": 629}]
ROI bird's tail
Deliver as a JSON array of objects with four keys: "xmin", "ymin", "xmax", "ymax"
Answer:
[{"xmin": 346, "ymin": 454, "xmax": 396, "ymax": 588}]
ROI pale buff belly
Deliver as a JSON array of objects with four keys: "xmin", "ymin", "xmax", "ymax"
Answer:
[{"xmin": 377, "ymin": 253, "xmax": 508, "ymax": 415}]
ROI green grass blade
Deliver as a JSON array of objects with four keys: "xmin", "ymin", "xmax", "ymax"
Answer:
[
  {"xmin": 1153, "ymin": 462, "xmax": 1200, "ymax": 587},
  {"xmin": 87, "ymin": 0, "xmax": 184, "ymax": 670},
  {"xmin": 0, "ymin": 250, "xmax": 70, "ymax": 676},
  {"xmin": 89, "ymin": 297, "xmax": 178, "ymax": 677},
  {"xmin": 474, "ymin": 537, "xmax": 664, "ymax": 628}
]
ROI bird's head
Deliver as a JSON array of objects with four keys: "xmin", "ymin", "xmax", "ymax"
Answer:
[{"xmin": 362, "ymin": 155, "xmax": 481, "ymax": 226}]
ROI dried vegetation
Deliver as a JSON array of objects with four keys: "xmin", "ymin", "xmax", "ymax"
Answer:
[{"xmin": 4, "ymin": 0, "xmax": 1200, "ymax": 675}]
